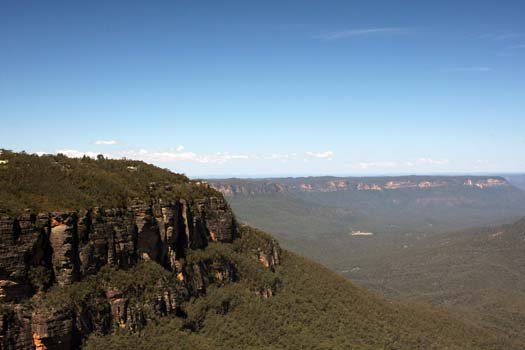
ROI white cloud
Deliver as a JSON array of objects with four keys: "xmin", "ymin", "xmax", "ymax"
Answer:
[
  {"xmin": 56, "ymin": 149, "xmax": 102, "ymax": 158},
  {"xmin": 94, "ymin": 140, "xmax": 118, "ymax": 145},
  {"xmin": 414, "ymin": 158, "xmax": 450, "ymax": 165},
  {"xmin": 306, "ymin": 150, "xmax": 334, "ymax": 159},
  {"xmin": 352, "ymin": 158, "xmax": 449, "ymax": 170},
  {"xmin": 119, "ymin": 149, "xmax": 251, "ymax": 164},
  {"xmin": 355, "ymin": 161, "xmax": 399, "ymax": 169},
  {"xmin": 317, "ymin": 27, "xmax": 403, "ymax": 40},
  {"xmin": 263, "ymin": 153, "xmax": 298, "ymax": 161},
  {"xmin": 43, "ymin": 147, "xmax": 289, "ymax": 164}
]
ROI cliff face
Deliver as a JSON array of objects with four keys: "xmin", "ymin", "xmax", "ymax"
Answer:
[
  {"xmin": 209, "ymin": 176, "xmax": 510, "ymax": 197},
  {"xmin": 0, "ymin": 195, "xmax": 280, "ymax": 350}
]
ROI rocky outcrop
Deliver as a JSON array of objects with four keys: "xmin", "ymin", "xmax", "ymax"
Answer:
[
  {"xmin": 0, "ymin": 196, "xmax": 234, "ymax": 288},
  {"xmin": 78, "ymin": 208, "xmax": 137, "ymax": 275},
  {"xmin": 49, "ymin": 214, "xmax": 79, "ymax": 286},
  {"xmin": 31, "ymin": 306, "xmax": 75, "ymax": 350},
  {"xmin": 0, "ymin": 193, "xmax": 281, "ymax": 350},
  {"xmin": 0, "ymin": 305, "xmax": 34, "ymax": 350},
  {"xmin": 0, "ymin": 213, "xmax": 50, "ymax": 302},
  {"xmin": 184, "ymin": 256, "xmax": 238, "ymax": 297},
  {"xmin": 257, "ymin": 238, "xmax": 281, "ymax": 272},
  {"xmin": 464, "ymin": 178, "xmax": 508, "ymax": 189},
  {"xmin": 195, "ymin": 197, "xmax": 236, "ymax": 243}
]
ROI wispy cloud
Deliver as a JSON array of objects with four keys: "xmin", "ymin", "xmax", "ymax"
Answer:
[
  {"xmin": 497, "ymin": 52, "xmax": 518, "ymax": 57},
  {"xmin": 317, "ymin": 27, "xmax": 404, "ymax": 40},
  {"xmin": 444, "ymin": 66, "xmax": 492, "ymax": 72},
  {"xmin": 478, "ymin": 32, "xmax": 524, "ymax": 40},
  {"xmin": 94, "ymin": 140, "xmax": 118, "ymax": 145},
  {"xmin": 414, "ymin": 157, "xmax": 450, "ymax": 166},
  {"xmin": 353, "ymin": 158, "xmax": 449, "ymax": 170},
  {"xmin": 305, "ymin": 150, "xmax": 334, "ymax": 159},
  {"xmin": 355, "ymin": 161, "xmax": 399, "ymax": 170},
  {"xmin": 57, "ymin": 149, "xmax": 106, "ymax": 158},
  {"xmin": 509, "ymin": 44, "xmax": 525, "ymax": 49},
  {"xmin": 120, "ymin": 149, "xmax": 250, "ymax": 164},
  {"xmin": 50, "ymin": 148, "xmax": 250, "ymax": 164},
  {"xmin": 41, "ymin": 148, "xmax": 334, "ymax": 165},
  {"xmin": 262, "ymin": 153, "xmax": 298, "ymax": 162}
]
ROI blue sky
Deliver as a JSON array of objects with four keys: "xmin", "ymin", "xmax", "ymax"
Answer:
[{"xmin": 1, "ymin": 0, "xmax": 524, "ymax": 177}]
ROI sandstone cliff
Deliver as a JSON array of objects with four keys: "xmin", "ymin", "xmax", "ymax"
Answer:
[
  {"xmin": 0, "ymin": 195, "xmax": 280, "ymax": 350},
  {"xmin": 209, "ymin": 176, "xmax": 510, "ymax": 197}
]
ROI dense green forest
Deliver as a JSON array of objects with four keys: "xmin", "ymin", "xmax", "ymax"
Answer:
[
  {"xmin": 85, "ymin": 228, "xmax": 513, "ymax": 350},
  {"xmin": 0, "ymin": 149, "xmax": 214, "ymax": 214}
]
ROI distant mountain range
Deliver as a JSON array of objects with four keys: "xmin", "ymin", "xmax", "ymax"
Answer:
[
  {"xmin": 505, "ymin": 174, "xmax": 525, "ymax": 190},
  {"xmin": 211, "ymin": 175, "xmax": 512, "ymax": 196},
  {"xmin": 209, "ymin": 175, "xmax": 525, "ymax": 235}
]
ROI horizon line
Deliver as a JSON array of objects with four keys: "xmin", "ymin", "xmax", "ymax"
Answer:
[{"xmin": 191, "ymin": 172, "xmax": 525, "ymax": 180}]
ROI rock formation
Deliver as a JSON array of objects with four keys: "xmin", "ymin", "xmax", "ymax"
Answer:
[
  {"xmin": 0, "ymin": 195, "xmax": 280, "ymax": 350},
  {"xmin": 209, "ymin": 176, "xmax": 510, "ymax": 196}
]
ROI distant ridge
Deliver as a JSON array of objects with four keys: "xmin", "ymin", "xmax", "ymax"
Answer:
[{"xmin": 209, "ymin": 175, "xmax": 512, "ymax": 196}]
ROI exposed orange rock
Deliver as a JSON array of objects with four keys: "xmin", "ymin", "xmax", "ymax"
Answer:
[
  {"xmin": 50, "ymin": 218, "xmax": 63, "ymax": 228},
  {"xmin": 384, "ymin": 181, "xmax": 418, "ymax": 189},
  {"xmin": 465, "ymin": 178, "xmax": 508, "ymax": 189},
  {"xmin": 357, "ymin": 183, "xmax": 382, "ymax": 191},
  {"xmin": 177, "ymin": 272, "xmax": 184, "ymax": 282},
  {"xmin": 33, "ymin": 333, "xmax": 46, "ymax": 350},
  {"xmin": 299, "ymin": 183, "xmax": 313, "ymax": 191},
  {"xmin": 418, "ymin": 181, "xmax": 446, "ymax": 188},
  {"xmin": 258, "ymin": 254, "xmax": 270, "ymax": 268}
]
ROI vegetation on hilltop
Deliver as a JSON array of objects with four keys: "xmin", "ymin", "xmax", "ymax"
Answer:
[{"xmin": 0, "ymin": 150, "xmax": 215, "ymax": 214}]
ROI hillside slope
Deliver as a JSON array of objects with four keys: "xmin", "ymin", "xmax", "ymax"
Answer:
[
  {"xmin": 0, "ymin": 152, "xmax": 515, "ymax": 349},
  {"xmin": 86, "ymin": 234, "xmax": 512, "ymax": 350},
  {"xmin": 506, "ymin": 174, "xmax": 525, "ymax": 191},
  {"xmin": 208, "ymin": 176, "xmax": 525, "ymax": 344},
  {"xmin": 345, "ymin": 218, "xmax": 525, "ymax": 343}
]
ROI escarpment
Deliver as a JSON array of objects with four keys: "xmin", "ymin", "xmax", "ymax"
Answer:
[
  {"xmin": 209, "ymin": 176, "xmax": 511, "ymax": 196},
  {"xmin": 0, "ymin": 193, "xmax": 281, "ymax": 350}
]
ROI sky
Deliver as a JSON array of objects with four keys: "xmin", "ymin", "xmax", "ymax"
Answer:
[{"xmin": 1, "ymin": 0, "xmax": 524, "ymax": 177}]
